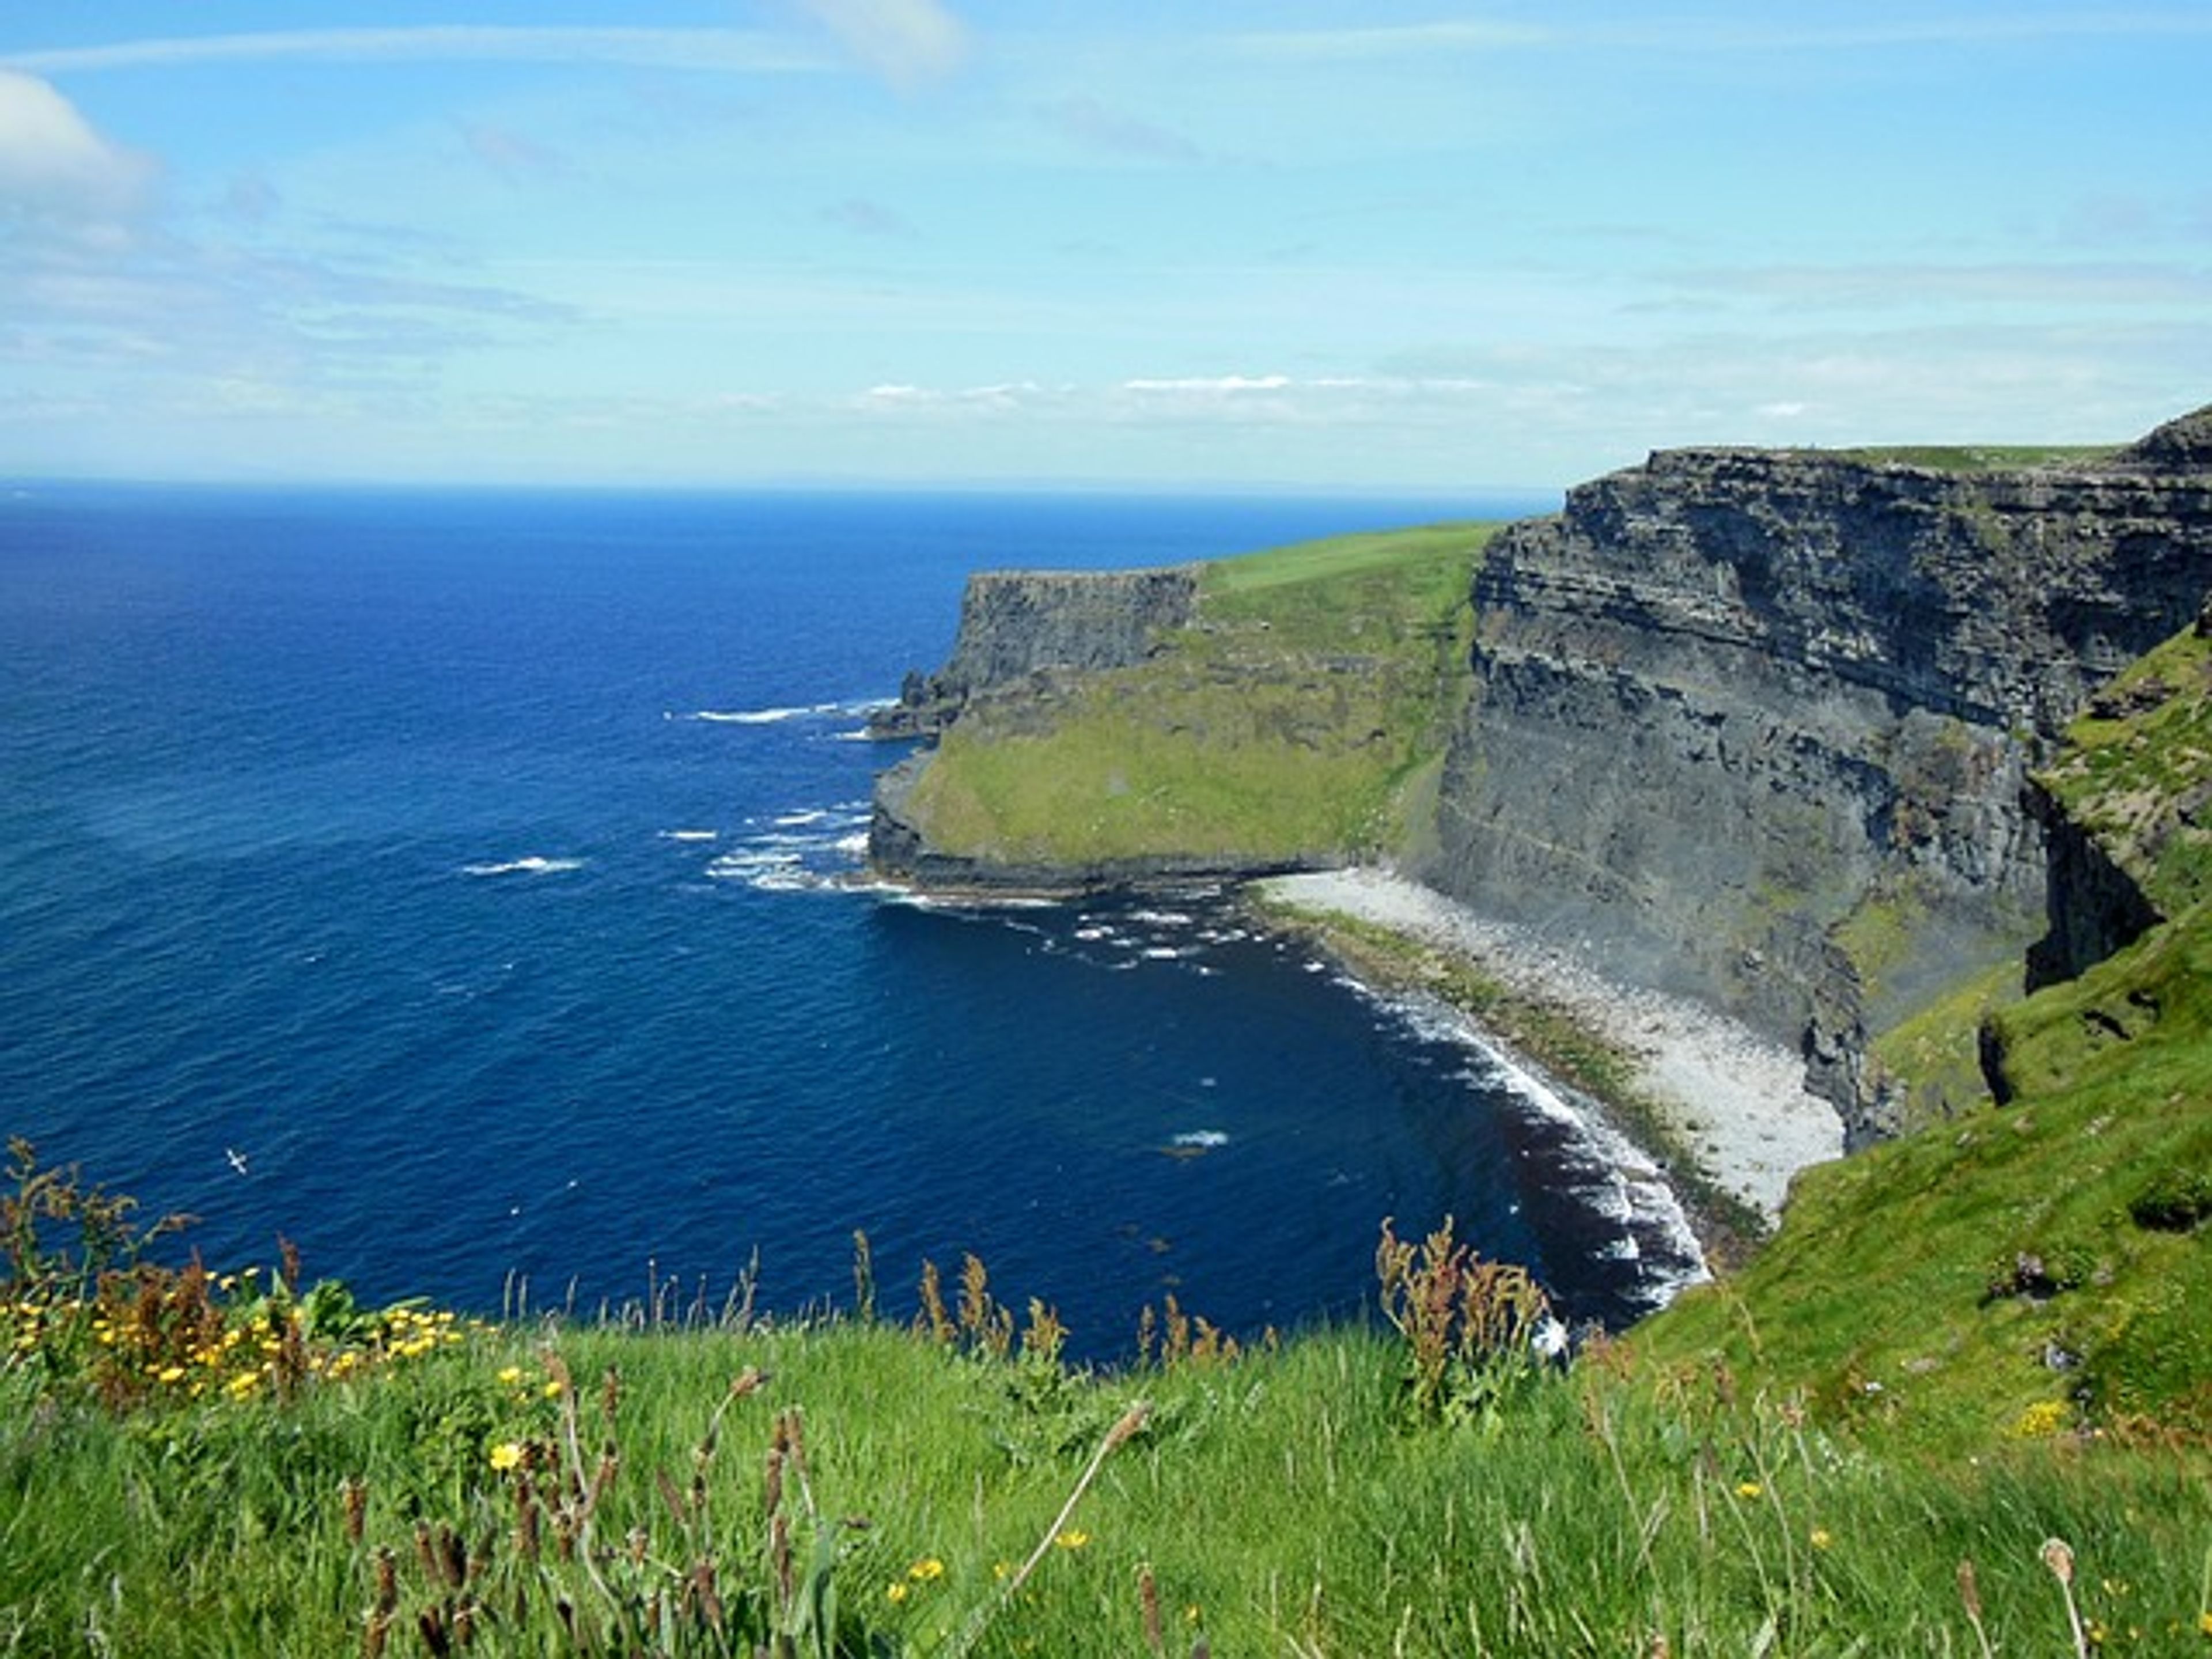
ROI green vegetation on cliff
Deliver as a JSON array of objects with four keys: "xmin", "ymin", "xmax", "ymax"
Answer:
[
  {"xmin": 1834, "ymin": 443, "xmax": 2121, "ymax": 474},
  {"xmin": 1635, "ymin": 619, "xmax": 2212, "ymax": 1448},
  {"xmin": 892, "ymin": 522, "xmax": 1490, "ymax": 872}
]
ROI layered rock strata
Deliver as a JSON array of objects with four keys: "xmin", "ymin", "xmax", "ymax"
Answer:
[
  {"xmin": 869, "ymin": 566, "xmax": 1199, "ymax": 738},
  {"xmin": 1420, "ymin": 411, "xmax": 2212, "ymax": 1139}
]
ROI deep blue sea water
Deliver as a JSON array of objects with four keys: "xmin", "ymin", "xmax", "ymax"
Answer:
[{"xmin": 0, "ymin": 483, "xmax": 1695, "ymax": 1355}]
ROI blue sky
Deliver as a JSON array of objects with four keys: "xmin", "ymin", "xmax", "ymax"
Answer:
[{"xmin": 3, "ymin": 2, "xmax": 2209, "ymax": 490}]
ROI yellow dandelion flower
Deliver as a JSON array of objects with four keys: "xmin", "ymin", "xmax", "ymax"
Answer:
[
  {"xmin": 907, "ymin": 1558, "xmax": 945, "ymax": 1582},
  {"xmin": 1734, "ymin": 1482, "xmax": 1762, "ymax": 1500},
  {"xmin": 1810, "ymin": 1528, "xmax": 1834, "ymax": 1551},
  {"xmin": 1054, "ymin": 1530, "xmax": 1090, "ymax": 1551},
  {"xmin": 157, "ymin": 1364, "xmax": 187, "ymax": 1385},
  {"xmin": 885, "ymin": 1583, "xmax": 910, "ymax": 1605},
  {"xmin": 2198, "ymin": 1611, "xmax": 2212, "ymax": 1636},
  {"xmin": 496, "ymin": 1366, "xmax": 524, "ymax": 1385},
  {"xmin": 543, "ymin": 1379, "xmax": 564, "ymax": 1399},
  {"xmin": 226, "ymin": 1370, "xmax": 260, "ymax": 1397},
  {"xmin": 489, "ymin": 1442, "xmax": 525, "ymax": 1472}
]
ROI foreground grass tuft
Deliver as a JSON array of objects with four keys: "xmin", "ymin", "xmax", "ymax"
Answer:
[{"xmin": 6, "ymin": 1153, "xmax": 2210, "ymax": 1655}]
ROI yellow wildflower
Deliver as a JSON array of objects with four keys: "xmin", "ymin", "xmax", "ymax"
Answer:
[
  {"xmin": 1809, "ymin": 1528, "xmax": 1834, "ymax": 1551},
  {"xmin": 2198, "ymin": 1611, "xmax": 2212, "ymax": 1636},
  {"xmin": 496, "ymin": 1366, "xmax": 525, "ymax": 1386},
  {"xmin": 157, "ymin": 1364, "xmax": 187, "ymax": 1385},
  {"xmin": 1054, "ymin": 1530, "xmax": 1090, "ymax": 1551},
  {"xmin": 907, "ymin": 1558, "xmax": 945, "ymax": 1582},
  {"xmin": 543, "ymin": 1380, "xmax": 563, "ymax": 1399},
  {"xmin": 226, "ymin": 1370, "xmax": 260, "ymax": 1397},
  {"xmin": 1735, "ymin": 1482, "xmax": 1762, "ymax": 1500},
  {"xmin": 489, "ymin": 1442, "xmax": 525, "ymax": 1473},
  {"xmin": 885, "ymin": 1583, "xmax": 909, "ymax": 1605}
]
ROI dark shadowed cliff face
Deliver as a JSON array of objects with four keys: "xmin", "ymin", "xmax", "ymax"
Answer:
[
  {"xmin": 870, "ymin": 567, "xmax": 1199, "ymax": 737},
  {"xmin": 1419, "ymin": 414, "xmax": 2212, "ymax": 1139}
]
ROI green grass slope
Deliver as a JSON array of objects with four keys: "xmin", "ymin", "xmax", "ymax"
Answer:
[
  {"xmin": 1635, "ymin": 623, "xmax": 2212, "ymax": 1452},
  {"xmin": 7, "ymin": 1209, "xmax": 2210, "ymax": 1656},
  {"xmin": 894, "ymin": 523, "xmax": 1490, "ymax": 871}
]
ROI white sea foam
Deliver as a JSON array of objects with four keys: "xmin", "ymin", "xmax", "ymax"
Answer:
[
  {"xmin": 833, "ymin": 832, "xmax": 870, "ymax": 855},
  {"xmin": 1172, "ymin": 1129, "xmax": 1229, "ymax": 1149},
  {"xmin": 690, "ymin": 698, "xmax": 887, "ymax": 728},
  {"xmin": 660, "ymin": 829, "xmax": 719, "ymax": 843},
  {"xmin": 463, "ymin": 856, "xmax": 584, "ymax": 877},
  {"xmin": 704, "ymin": 850, "xmax": 801, "ymax": 881},
  {"xmin": 772, "ymin": 810, "xmax": 827, "ymax": 827},
  {"xmin": 690, "ymin": 703, "xmax": 835, "ymax": 725}
]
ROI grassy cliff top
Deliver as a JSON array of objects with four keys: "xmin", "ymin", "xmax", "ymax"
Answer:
[
  {"xmin": 892, "ymin": 521, "xmax": 1494, "ymax": 872},
  {"xmin": 1832, "ymin": 444, "xmax": 2122, "ymax": 473}
]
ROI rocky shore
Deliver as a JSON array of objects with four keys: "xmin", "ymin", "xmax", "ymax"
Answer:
[{"xmin": 1258, "ymin": 867, "xmax": 1844, "ymax": 1225}]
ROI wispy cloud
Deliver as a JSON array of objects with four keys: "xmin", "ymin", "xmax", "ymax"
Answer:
[
  {"xmin": 1234, "ymin": 10, "xmax": 2212, "ymax": 59},
  {"xmin": 793, "ymin": 0, "xmax": 969, "ymax": 88},
  {"xmin": 1662, "ymin": 260, "xmax": 2212, "ymax": 310},
  {"xmin": 1042, "ymin": 96, "xmax": 1204, "ymax": 164},
  {"xmin": 459, "ymin": 122, "xmax": 571, "ymax": 185},
  {"xmin": 822, "ymin": 196, "xmax": 918, "ymax": 239},
  {"xmin": 3, "ymin": 27, "xmax": 830, "ymax": 77}
]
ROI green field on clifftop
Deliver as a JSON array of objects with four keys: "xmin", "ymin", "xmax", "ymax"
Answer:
[{"xmin": 896, "ymin": 522, "xmax": 1491, "ymax": 871}]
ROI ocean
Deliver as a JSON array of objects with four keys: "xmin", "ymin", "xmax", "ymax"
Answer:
[{"xmin": 0, "ymin": 483, "xmax": 1698, "ymax": 1355}]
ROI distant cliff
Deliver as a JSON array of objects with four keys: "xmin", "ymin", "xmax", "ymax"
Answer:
[
  {"xmin": 870, "ymin": 567, "xmax": 1200, "ymax": 738},
  {"xmin": 1418, "ymin": 407, "xmax": 2212, "ymax": 1139},
  {"xmin": 869, "ymin": 523, "xmax": 1488, "ymax": 889}
]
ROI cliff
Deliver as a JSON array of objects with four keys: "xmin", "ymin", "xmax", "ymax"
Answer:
[
  {"xmin": 1418, "ymin": 411, "xmax": 2212, "ymax": 1140},
  {"xmin": 869, "ymin": 406, "xmax": 2212, "ymax": 1141},
  {"xmin": 869, "ymin": 567, "xmax": 1200, "ymax": 739},
  {"xmin": 868, "ymin": 523, "xmax": 1490, "ymax": 888}
]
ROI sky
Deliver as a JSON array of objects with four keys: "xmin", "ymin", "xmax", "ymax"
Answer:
[{"xmin": 2, "ymin": 2, "xmax": 2209, "ymax": 491}]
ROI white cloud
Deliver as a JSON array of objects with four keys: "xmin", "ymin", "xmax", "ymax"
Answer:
[
  {"xmin": 1123, "ymin": 374, "xmax": 1291, "ymax": 394},
  {"xmin": 3, "ymin": 28, "xmax": 829, "ymax": 77},
  {"xmin": 793, "ymin": 0, "xmax": 969, "ymax": 88},
  {"xmin": 0, "ymin": 69, "xmax": 154, "ymax": 220}
]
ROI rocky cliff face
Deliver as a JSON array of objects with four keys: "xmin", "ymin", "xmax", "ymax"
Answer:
[
  {"xmin": 1418, "ymin": 409, "xmax": 2212, "ymax": 1140},
  {"xmin": 869, "ymin": 566, "xmax": 1199, "ymax": 738}
]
